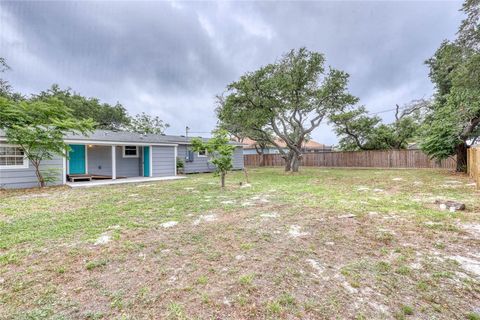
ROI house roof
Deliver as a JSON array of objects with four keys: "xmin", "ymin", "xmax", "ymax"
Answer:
[
  {"xmin": 240, "ymin": 137, "xmax": 330, "ymax": 150},
  {"xmin": 0, "ymin": 129, "xmax": 243, "ymax": 146}
]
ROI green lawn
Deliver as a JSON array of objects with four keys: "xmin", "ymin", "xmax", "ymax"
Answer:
[{"xmin": 0, "ymin": 168, "xmax": 479, "ymax": 319}]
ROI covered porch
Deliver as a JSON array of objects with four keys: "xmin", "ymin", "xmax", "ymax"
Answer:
[
  {"xmin": 64, "ymin": 137, "xmax": 179, "ymax": 186},
  {"xmin": 65, "ymin": 143, "xmax": 154, "ymax": 183}
]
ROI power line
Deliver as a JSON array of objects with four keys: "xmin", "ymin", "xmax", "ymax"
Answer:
[{"xmin": 368, "ymin": 105, "xmax": 410, "ymax": 115}]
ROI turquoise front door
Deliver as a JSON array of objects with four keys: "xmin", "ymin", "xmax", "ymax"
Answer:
[
  {"xmin": 143, "ymin": 146, "xmax": 150, "ymax": 177},
  {"xmin": 69, "ymin": 144, "xmax": 86, "ymax": 174}
]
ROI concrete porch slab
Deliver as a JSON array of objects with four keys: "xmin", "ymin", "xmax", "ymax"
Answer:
[{"xmin": 66, "ymin": 175, "xmax": 186, "ymax": 188}]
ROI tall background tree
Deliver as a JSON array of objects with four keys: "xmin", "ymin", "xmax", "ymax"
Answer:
[
  {"xmin": 217, "ymin": 48, "xmax": 358, "ymax": 172},
  {"xmin": 129, "ymin": 112, "xmax": 170, "ymax": 134},
  {"xmin": 330, "ymin": 100, "xmax": 426, "ymax": 151},
  {"xmin": 0, "ymin": 58, "xmax": 12, "ymax": 98},
  {"xmin": 421, "ymin": 0, "xmax": 480, "ymax": 172},
  {"xmin": 34, "ymin": 85, "xmax": 131, "ymax": 131}
]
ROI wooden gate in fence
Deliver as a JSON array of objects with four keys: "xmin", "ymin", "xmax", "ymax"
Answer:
[
  {"xmin": 244, "ymin": 149, "xmax": 457, "ymax": 169},
  {"xmin": 467, "ymin": 146, "xmax": 480, "ymax": 188}
]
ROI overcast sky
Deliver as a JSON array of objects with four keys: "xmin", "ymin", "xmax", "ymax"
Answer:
[{"xmin": 0, "ymin": 1, "xmax": 463, "ymax": 144}]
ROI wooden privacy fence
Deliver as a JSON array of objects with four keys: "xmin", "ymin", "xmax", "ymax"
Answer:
[
  {"xmin": 244, "ymin": 149, "xmax": 457, "ymax": 169},
  {"xmin": 467, "ymin": 146, "xmax": 480, "ymax": 187}
]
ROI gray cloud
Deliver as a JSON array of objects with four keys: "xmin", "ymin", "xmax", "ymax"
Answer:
[{"xmin": 0, "ymin": 1, "xmax": 463, "ymax": 144}]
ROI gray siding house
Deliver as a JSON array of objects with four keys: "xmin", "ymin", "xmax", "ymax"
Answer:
[{"xmin": 0, "ymin": 130, "xmax": 244, "ymax": 189}]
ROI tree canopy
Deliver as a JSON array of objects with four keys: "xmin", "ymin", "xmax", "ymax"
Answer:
[
  {"xmin": 128, "ymin": 112, "xmax": 170, "ymax": 135},
  {"xmin": 34, "ymin": 85, "xmax": 131, "ymax": 131},
  {"xmin": 217, "ymin": 48, "xmax": 357, "ymax": 172},
  {"xmin": 330, "ymin": 101, "xmax": 426, "ymax": 151},
  {"xmin": 420, "ymin": 0, "xmax": 480, "ymax": 171}
]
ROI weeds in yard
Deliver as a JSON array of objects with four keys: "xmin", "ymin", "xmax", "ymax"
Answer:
[
  {"xmin": 196, "ymin": 275, "xmax": 208, "ymax": 285},
  {"xmin": 85, "ymin": 259, "xmax": 108, "ymax": 270},
  {"xmin": 266, "ymin": 301, "xmax": 282, "ymax": 315},
  {"xmin": 467, "ymin": 312, "xmax": 480, "ymax": 320},
  {"xmin": 56, "ymin": 266, "xmax": 66, "ymax": 274},
  {"xmin": 395, "ymin": 265, "xmax": 411, "ymax": 275},
  {"xmin": 85, "ymin": 311, "xmax": 105, "ymax": 320},
  {"xmin": 239, "ymin": 273, "xmax": 255, "ymax": 286},
  {"xmin": 240, "ymin": 242, "xmax": 254, "ymax": 250},
  {"xmin": 375, "ymin": 231, "xmax": 395, "ymax": 244},
  {"xmin": 401, "ymin": 305, "xmax": 414, "ymax": 315},
  {"xmin": 167, "ymin": 302, "xmax": 188, "ymax": 320},
  {"xmin": 394, "ymin": 304, "xmax": 415, "ymax": 319},
  {"xmin": 0, "ymin": 252, "xmax": 18, "ymax": 265}
]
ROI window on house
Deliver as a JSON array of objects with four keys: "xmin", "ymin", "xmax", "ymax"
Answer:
[
  {"xmin": 123, "ymin": 146, "xmax": 139, "ymax": 158},
  {"xmin": 0, "ymin": 145, "xmax": 28, "ymax": 169},
  {"xmin": 197, "ymin": 149, "xmax": 208, "ymax": 157}
]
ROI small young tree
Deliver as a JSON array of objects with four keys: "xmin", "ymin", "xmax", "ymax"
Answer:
[
  {"xmin": 0, "ymin": 97, "xmax": 94, "ymax": 187},
  {"xmin": 191, "ymin": 130, "xmax": 236, "ymax": 188}
]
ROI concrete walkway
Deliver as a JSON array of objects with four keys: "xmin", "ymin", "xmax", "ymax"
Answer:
[{"xmin": 67, "ymin": 175, "xmax": 186, "ymax": 188}]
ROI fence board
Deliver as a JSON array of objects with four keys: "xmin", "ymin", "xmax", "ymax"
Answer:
[
  {"xmin": 467, "ymin": 147, "xmax": 480, "ymax": 188},
  {"xmin": 244, "ymin": 149, "xmax": 457, "ymax": 169}
]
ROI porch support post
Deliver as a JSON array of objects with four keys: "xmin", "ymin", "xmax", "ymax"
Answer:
[
  {"xmin": 149, "ymin": 145, "xmax": 153, "ymax": 177},
  {"xmin": 111, "ymin": 145, "xmax": 117, "ymax": 180},
  {"xmin": 174, "ymin": 146, "xmax": 177, "ymax": 176},
  {"xmin": 62, "ymin": 152, "xmax": 67, "ymax": 185}
]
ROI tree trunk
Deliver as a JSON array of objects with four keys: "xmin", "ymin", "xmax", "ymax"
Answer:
[
  {"xmin": 291, "ymin": 152, "xmax": 302, "ymax": 172},
  {"xmin": 243, "ymin": 168, "xmax": 250, "ymax": 184},
  {"xmin": 255, "ymin": 144, "xmax": 265, "ymax": 167},
  {"xmin": 455, "ymin": 142, "xmax": 468, "ymax": 173},
  {"xmin": 284, "ymin": 153, "xmax": 293, "ymax": 172},
  {"xmin": 33, "ymin": 161, "xmax": 46, "ymax": 188},
  {"xmin": 220, "ymin": 172, "xmax": 226, "ymax": 188}
]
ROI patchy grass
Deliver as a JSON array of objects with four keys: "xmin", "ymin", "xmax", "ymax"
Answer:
[{"xmin": 0, "ymin": 167, "xmax": 479, "ymax": 319}]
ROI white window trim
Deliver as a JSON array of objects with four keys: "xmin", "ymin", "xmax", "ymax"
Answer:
[
  {"xmin": 197, "ymin": 149, "xmax": 208, "ymax": 158},
  {"xmin": 122, "ymin": 145, "xmax": 139, "ymax": 158},
  {"xmin": 0, "ymin": 144, "xmax": 29, "ymax": 170}
]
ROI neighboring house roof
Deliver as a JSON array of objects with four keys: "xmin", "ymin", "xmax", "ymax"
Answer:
[
  {"xmin": 240, "ymin": 137, "xmax": 330, "ymax": 150},
  {"xmin": 0, "ymin": 129, "xmax": 243, "ymax": 146}
]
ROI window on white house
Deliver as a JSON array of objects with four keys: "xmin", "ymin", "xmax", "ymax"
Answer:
[
  {"xmin": 123, "ymin": 146, "xmax": 139, "ymax": 158},
  {"xmin": 197, "ymin": 149, "xmax": 208, "ymax": 157},
  {"xmin": 0, "ymin": 145, "xmax": 28, "ymax": 169}
]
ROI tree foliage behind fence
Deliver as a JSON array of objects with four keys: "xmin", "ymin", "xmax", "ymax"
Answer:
[
  {"xmin": 467, "ymin": 146, "xmax": 480, "ymax": 188},
  {"xmin": 244, "ymin": 149, "xmax": 457, "ymax": 169}
]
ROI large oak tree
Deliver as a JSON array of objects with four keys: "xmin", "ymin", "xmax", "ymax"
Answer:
[{"xmin": 217, "ymin": 48, "xmax": 358, "ymax": 172}]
